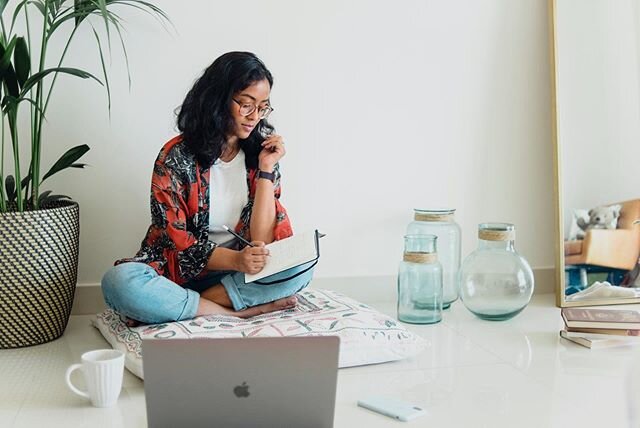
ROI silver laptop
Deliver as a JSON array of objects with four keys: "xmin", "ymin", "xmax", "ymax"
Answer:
[{"xmin": 142, "ymin": 337, "xmax": 340, "ymax": 428}]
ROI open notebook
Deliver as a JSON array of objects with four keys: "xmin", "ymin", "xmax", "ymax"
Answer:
[{"xmin": 245, "ymin": 230, "xmax": 322, "ymax": 282}]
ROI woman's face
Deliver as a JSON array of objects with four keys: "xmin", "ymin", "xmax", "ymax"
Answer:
[{"xmin": 229, "ymin": 78, "xmax": 271, "ymax": 140}]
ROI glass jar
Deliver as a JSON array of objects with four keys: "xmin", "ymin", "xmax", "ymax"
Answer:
[
  {"xmin": 406, "ymin": 209, "xmax": 461, "ymax": 309},
  {"xmin": 459, "ymin": 223, "xmax": 534, "ymax": 321},
  {"xmin": 397, "ymin": 234, "xmax": 443, "ymax": 324}
]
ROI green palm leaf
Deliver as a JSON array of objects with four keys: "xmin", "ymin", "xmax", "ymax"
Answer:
[
  {"xmin": 30, "ymin": 0, "xmax": 54, "ymax": 25},
  {"xmin": 38, "ymin": 190, "xmax": 71, "ymax": 207},
  {"xmin": 4, "ymin": 175, "xmax": 16, "ymax": 202},
  {"xmin": 9, "ymin": 1, "xmax": 29, "ymax": 35},
  {"xmin": 41, "ymin": 144, "xmax": 90, "ymax": 182},
  {"xmin": 1, "ymin": 95, "xmax": 45, "ymax": 115},
  {"xmin": 1, "ymin": 65, "xmax": 20, "ymax": 99},
  {"xmin": 97, "ymin": 0, "xmax": 111, "ymax": 45},
  {"xmin": 20, "ymin": 67, "xmax": 102, "ymax": 96},
  {"xmin": 91, "ymin": 26, "xmax": 110, "ymax": 111},
  {"xmin": 50, "ymin": 0, "xmax": 65, "ymax": 17},
  {"xmin": 0, "ymin": 40, "xmax": 20, "ymax": 99},
  {"xmin": 13, "ymin": 37, "xmax": 30, "ymax": 89},
  {"xmin": 0, "ymin": 36, "xmax": 17, "ymax": 75}
]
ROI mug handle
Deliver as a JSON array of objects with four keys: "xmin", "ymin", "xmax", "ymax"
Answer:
[{"xmin": 65, "ymin": 364, "xmax": 90, "ymax": 399}]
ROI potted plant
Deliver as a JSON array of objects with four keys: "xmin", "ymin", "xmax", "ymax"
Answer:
[{"xmin": 0, "ymin": 0, "xmax": 168, "ymax": 348}]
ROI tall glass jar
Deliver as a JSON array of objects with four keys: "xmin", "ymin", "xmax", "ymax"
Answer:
[
  {"xmin": 397, "ymin": 234, "xmax": 443, "ymax": 324},
  {"xmin": 406, "ymin": 209, "xmax": 461, "ymax": 309},
  {"xmin": 459, "ymin": 223, "xmax": 534, "ymax": 321}
]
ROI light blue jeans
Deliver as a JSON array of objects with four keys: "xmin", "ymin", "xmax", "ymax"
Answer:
[{"xmin": 101, "ymin": 261, "xmax": 315, "ymax": 324}]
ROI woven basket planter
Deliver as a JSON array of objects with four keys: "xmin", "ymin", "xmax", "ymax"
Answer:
[{"xmin": 0, "ymin": 201, "xmax": 80, "ymax": 348}]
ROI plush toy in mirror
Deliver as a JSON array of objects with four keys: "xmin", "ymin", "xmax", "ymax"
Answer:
[{"xmin": 575, "ymin": 204, "xmax": 622, "ymax": 240}]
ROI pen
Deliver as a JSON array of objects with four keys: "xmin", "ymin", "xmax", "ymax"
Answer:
[{"xmin": 222, "ymin": 225, "xmax": 255, "ymax": 247}]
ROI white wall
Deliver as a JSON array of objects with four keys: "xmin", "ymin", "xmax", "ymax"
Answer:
[
  {"xmin": 30, "ymin": 0, "xmax": 554, "ymax": 285},
  {"xmin": 557, "ymin": 0, "xmax": 640, "ymax": 235}
]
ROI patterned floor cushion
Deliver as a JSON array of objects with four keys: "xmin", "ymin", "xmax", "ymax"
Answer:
[{"xmin": 92, "ymin": 288, "xmax": 426, "ymax": 379}]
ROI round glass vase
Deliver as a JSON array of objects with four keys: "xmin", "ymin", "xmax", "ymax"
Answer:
[
  {"xmin": 406, "ymin": 209, "xmax": 461, "ymax": 309},
  {"xmin": 459, "ymin": 223, "xmax": 534, "ymax": 321},
  {"xmin": 397, "ymin": 234, "xmax": 443, "ymax": 324}
]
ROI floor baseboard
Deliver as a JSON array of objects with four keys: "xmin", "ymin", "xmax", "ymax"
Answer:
[{"xmin": 73, "ymin": 267, "xmax": 557, "ymax": 315}]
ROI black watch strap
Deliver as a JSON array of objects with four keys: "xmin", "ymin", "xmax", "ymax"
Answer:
[{"xmin": 257, "ymin": 170, "xmax": 276, "ymax": 183}]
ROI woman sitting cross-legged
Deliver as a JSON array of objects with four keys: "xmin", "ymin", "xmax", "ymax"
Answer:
[{"xmin": 101, "ymin": 51, "xmax": 314, "ymax": 325}]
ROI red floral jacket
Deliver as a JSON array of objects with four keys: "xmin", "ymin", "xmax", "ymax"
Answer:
[{"xmin": 116, "ymin": 135, "xmax": 293, "ymax": 285}]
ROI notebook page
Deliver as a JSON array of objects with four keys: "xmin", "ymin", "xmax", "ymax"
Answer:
[{"xmin": 245, "ymin": 230, "xmax": 318, "ymax": 282}]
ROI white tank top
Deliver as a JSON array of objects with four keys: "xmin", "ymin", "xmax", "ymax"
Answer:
[{"xmin": 208, "ymin": 150, "xmax": 249, "ymax": 246}]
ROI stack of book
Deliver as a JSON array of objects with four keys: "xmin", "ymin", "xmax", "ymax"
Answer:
[{"xmin": 560, "ymin": 307, "xmax": 640, "ymax": 349}]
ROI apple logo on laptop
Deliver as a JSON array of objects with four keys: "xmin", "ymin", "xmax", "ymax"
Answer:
[{"xmin": 233, "ymin": 382, "xmax": 250, "ymax": 398}]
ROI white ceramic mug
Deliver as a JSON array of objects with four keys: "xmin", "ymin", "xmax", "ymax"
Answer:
[{"xmin": 65, "ymin": 349, "xmax": 125, "ymax": 407}]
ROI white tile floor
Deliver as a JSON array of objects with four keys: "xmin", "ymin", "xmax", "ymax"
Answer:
[{"xmin": 1, "ymin": 293, "xmax": 638, "ymax": 427}]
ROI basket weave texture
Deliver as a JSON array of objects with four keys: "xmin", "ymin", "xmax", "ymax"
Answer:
[{"xmin": 0, "ymin": 201, "xmax": 80, "ymax": 348}]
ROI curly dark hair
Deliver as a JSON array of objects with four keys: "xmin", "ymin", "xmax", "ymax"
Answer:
[{"xmin": 176, "ymin": 51, "xmax": 274, "ymax": 169}]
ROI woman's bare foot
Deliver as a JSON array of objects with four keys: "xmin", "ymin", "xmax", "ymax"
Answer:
[
  {"xmin": 120, "ymin": 296, "xmax": 297, "ymax": 327},
  {"xmin": 235, "ymin": 296, "xmax": 298, "ymax": 318},
  {"xmin": 196, "ymin": 295, "xmax": 297, "ymax": 318}
]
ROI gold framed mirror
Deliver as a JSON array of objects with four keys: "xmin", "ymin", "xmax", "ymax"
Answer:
[{"xmin": 550, "ymin": 0, "xmax": 640, "ymax": 307}]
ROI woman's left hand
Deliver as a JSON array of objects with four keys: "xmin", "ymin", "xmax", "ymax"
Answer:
[{"xmin": 258, "ymin": 134, "xmax": 286, "ymax": 172}]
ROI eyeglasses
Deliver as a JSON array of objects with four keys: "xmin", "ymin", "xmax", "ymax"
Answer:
[{"xmin": 232, "ymin": 99, "xmax": 274, "ymax": 119}]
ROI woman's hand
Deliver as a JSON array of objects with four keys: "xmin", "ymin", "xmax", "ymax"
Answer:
[
  {"xmin": 258, "ymin": 134, "xmax": 286, "ymax": 172},
  {"xmin": 234, "ymin": 242, "xmax": 270, "ymax": 274}
]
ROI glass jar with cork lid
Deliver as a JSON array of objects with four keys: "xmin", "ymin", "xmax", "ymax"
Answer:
[
  {"xmin": 459, "ymin": 223, "xmax": 534, "ymax": 321},
  {"xmin": 406, "ymin": 209, "xmax": 461, "ymax": 309},
  {"xmin": 397, "ymin": 234, "xmax": 443, "ymax": 324}
]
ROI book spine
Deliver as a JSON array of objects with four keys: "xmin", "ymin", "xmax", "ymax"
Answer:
[
  {"xmin": 565, "ymin": 321, "xmax": 640, "ymax": 330},
  {"xmin": 563, "ymin": 330, "xmax": 640, "ymax": 341},
  {"xmin": 567, "ymin": 327, "xmax": 640, "ymax": 336}
]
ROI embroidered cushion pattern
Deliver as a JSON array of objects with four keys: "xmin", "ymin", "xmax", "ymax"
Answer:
[{"xmin": 93, "ymin": 289, "xmax": 426, "ymax": 379}]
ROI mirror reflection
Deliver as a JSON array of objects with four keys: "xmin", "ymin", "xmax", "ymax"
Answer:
[{"xmin": 554, "ymin": 0, "xmax": 640, "ymax": 303}]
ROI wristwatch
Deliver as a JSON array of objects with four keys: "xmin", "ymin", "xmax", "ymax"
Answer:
[{"xmin": 257, "ymin": 170, "xmax": 276, "ymax": 183}]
